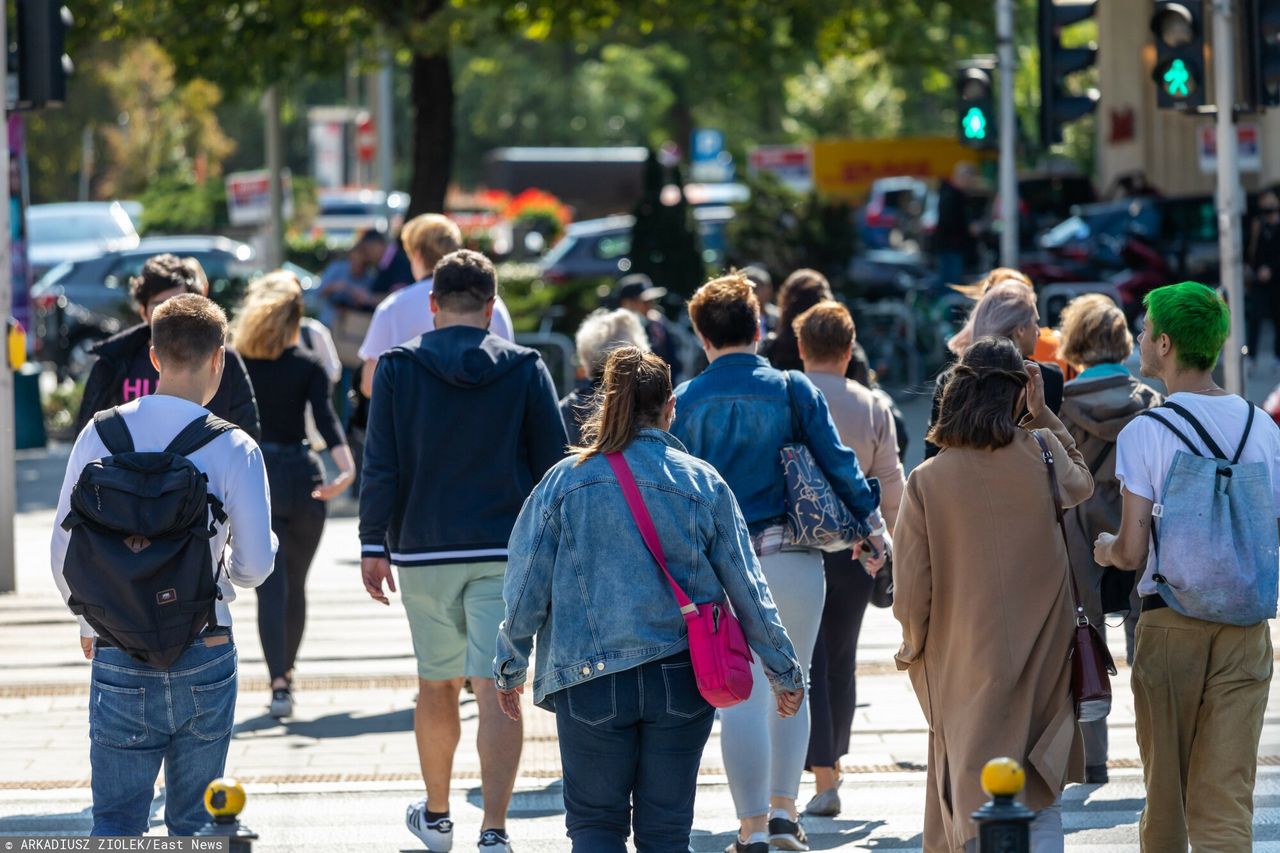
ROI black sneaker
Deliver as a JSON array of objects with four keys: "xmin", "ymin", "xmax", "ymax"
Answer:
[
  {"xmin": 1085, "ymin": 764, "xmax": 1109, "ymax": 784},
  {"xmin": 724, "ymin": 838, "xmax": 769, "ymax": 853},
  {"xmin": 478, "ymin": 829, "xmax": 512, "ymax": 851},
  {"xmin": 768, "ymin": 815, "xmax": 809, "ymax": 851}
]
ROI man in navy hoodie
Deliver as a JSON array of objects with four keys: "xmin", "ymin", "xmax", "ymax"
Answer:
[{"xmin": 359, "ymin": 249, "xmax": 567, "ymax": 853}]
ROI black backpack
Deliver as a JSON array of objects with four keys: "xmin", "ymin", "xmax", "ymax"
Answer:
[{"xmin": 61, "ymin": 408, "xmax": 237, "ymax": 668}]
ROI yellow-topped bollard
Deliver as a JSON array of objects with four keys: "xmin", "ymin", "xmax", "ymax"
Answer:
[
  {"xmin": 971, "ymin": 758, "xmax": 1035, "ymax": 853},
  {"xmin": 195, "ymin": 778, "xmax": 258, "ymax": 851}
]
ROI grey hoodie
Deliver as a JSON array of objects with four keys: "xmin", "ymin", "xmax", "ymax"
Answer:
[{"xmin": 1058, "ymin": 371, "xmax": 1162, "ymax": 620}]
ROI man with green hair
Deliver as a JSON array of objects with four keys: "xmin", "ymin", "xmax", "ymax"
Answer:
[{"xmin": 1095, "ymin": 281, "xmax": 1280, "ymax": 850}]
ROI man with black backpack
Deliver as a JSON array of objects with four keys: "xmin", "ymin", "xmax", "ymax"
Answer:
[
  {"xmin": 51, "ymin": 294, "xmax": 277, "ymax": 837},
  {"xmin": 1096, "ymin": 281, "xmax": 1280, "ymax": 851}
]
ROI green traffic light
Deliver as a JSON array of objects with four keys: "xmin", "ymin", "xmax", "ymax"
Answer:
[
  {"xmin": 1164, "ymin": 58, "xmax": 1191, "ymax": 97},
  {"xmin": 962, "ymin": 106, "xmax": 988, "ymax": 140}
]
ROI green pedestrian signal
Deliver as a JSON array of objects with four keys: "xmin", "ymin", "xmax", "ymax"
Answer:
[
  {"xmin": 1164, "ymin": 58, "xmax": 1191, "ymax": 97},
  {"xmin": 962, "ymin": 106, "xmax": 988, "ymax": 140}
]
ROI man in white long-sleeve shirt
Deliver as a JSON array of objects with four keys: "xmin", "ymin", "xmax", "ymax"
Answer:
[{"xmin": 50, "ymin": 294, "xmax": 277, "ymax": 837}]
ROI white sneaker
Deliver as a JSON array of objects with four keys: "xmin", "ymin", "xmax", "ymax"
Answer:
[
  {"xmin": 406, "ymin": 799, "xmax": 454, "ymax": 851},
  {"xmin": 478, "ymin": 829, "xmax": 512, "ymax": 851}
]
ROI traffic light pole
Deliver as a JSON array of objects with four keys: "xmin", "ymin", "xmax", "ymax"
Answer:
[
  {"xmin": 997, "ymin": 0, "xmax": 1019, "ymax": 267},
  {"xmin": 1214, "ymin": 0, "xmax": 1246, "ymax": 396},
  {"xmin": 0, "ymin": 5, "xmax": 14, "ymax": 594}
]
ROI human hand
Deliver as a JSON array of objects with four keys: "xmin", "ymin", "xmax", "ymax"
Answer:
[
  {"xmin": 776, "ymin": 689, "xmax": 803, "ymax": 718},
  {"xmin": 312, "ymin": 470, "xmax": 354, "ymax": 502},
  {"xmin": 361, "ymin": 557, "xmax": 396, "ymax": 605},
  {"xmin": 80, "ymin": 635, "xmax": 94, "ymax": 660},
  {"xmin": 859, "ymin": 534, "xmax": 889, "ymax": 574},
  {"xmin": 497, "ymin": 685, "xmax": 524, "ymax": 721},
  {"xmin": 1094, "ymin": 532, "xmax": 1117, "ymax": 567},
  {"xmin": 1024, "ymin": 361, "xmax": 1046, "ymax": 418}
]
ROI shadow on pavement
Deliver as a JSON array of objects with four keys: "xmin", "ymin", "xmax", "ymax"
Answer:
[{"xmin": 235, "ymin": 708, "xmax": 414, "ymax": 739}]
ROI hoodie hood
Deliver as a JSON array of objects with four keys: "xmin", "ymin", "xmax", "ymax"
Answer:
[
  {"xmin": 1060, "ymin": 373, "xmax": 1161, "ymax": 443},
  {"xmin": 90, "ymin": 322, "xmax": 150, "ymax": 363},
  {"xmin": 396, "ymin": 325, "xmax": 538, "ymax": 388}
]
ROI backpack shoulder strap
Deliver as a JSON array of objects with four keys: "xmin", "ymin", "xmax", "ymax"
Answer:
[
  {"xmin": 1162, "ymin": 400, "xmax": 1229, "ymax": 459},
  {"xmin": 164, "ymin": 414, "xmax": 238, "ymax": 458},
  {"xmin": 1233, "ymin": 400, "xmax": 1257, "ymax": 465},
  {"xmin": 782, "ymin": 370, "xmax": 803, "ymax": 445},
  {"xmin": 93, "ymin": 409, "xmax": 135, "ymax": 455},
  {"xmin": 1138, "ymin": 409, "xmax": 1204, "ymax": 457}
]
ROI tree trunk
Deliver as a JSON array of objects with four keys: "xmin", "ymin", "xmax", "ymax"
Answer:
[{"xmin": 408, "ymin": 48, "xmax": 453, "ymax": 217}]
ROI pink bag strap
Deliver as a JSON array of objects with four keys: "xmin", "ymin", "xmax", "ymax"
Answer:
[{"xmin": 605, "ymin": 452, "xmax": 698, "ymax": 618}]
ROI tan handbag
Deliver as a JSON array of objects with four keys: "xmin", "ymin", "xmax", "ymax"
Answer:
[
  {"xmin": 1032, "ymin": 430, "xmax": 1117, "ymax": 724},
  {"xmin": 332, "ymin": 307, "xmax": 374, "ymax": 369}
]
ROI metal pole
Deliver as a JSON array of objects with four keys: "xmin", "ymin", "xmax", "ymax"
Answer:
[
  {"xmin": 1214, "ymin": 0, "xmax": 1245, "ymax": 395},
  {"xmin": 264, "ymin": 85, "xmax": 284, "ymax": 270},
  {"xmin": 0, "ymin": 4, "xmax": 15, "ymax": 594},
  {"xmin": 78, "ymin": 125, "xmax": 93, "ymax": 201},
  {"xmin": 997, "ymin": 0, "xmax": 1019, "ymax": 268},
  {"xmin": 377, "ymin": 45, "xmax": 395, "ymax": 197}
]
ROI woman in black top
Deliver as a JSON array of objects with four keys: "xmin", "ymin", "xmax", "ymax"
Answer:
[
  {"xmin": 235, "ymin": 273, "xmax": 355, "ymax": 719},
  {"xmin": 1248, "ymin": 189, "xmax": 1280, "ymax": 364}
]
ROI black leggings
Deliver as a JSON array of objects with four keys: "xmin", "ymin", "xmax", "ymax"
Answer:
[
  {"xmin": 805, "ymin": 548, "xmax": 874, "ymax": 769},
  {"xmin": 256, "ymin": 447, "xmax": 327, "ymax": 681}
]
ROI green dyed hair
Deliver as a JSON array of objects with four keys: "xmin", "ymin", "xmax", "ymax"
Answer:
[{"xmin": 1143, "ymin": 281, "xmax": 1230, "ymax": 371}]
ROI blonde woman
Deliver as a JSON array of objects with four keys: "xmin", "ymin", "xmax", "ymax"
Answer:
[{"xmin": 234, "ymin": 275, "xmax": 355, "ymax": 718}]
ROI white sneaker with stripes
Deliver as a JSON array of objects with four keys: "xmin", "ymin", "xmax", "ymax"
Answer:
[{"xmin": 405, "ymin": 799, "xmax": 453, "ymax": 851}]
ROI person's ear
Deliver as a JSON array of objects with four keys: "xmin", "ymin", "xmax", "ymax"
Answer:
[
  {"xmin": 429, "ymin": 291, "xmax": 440, "ymax": 315},
  {"xmin": 212, "ymin": 346, "xmax": 226, "ymax": 376},
  {"xmin": 663, "ymin": 394, "xmax": 677, "ymax": 427},
  {"xmin": 1015, "ymin": 387, "xmax": 1027, "ymax": 414},
  {"xmin": 139, "ymin": 304, "xmax": 150, "ymax": 325},
  {"xmin": 149, "ymin": 345, "xmax": 160, "ymax": 372},
  {"xmin": 485, "ymin": 296, "xmax": 496, "ymax": 320}
]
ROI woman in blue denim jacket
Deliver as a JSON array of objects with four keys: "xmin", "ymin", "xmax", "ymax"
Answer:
[
  {"xmin": 495, "ymin": 347, "xmax": 803, "ymax": 853},
  {"xmin": 670, "ymin": 274, "xmax": 885, "ymax": 853}
]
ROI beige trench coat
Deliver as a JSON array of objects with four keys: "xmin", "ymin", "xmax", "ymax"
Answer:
[{"xmin": 892, "ymin": 410, "xmax": 1093, "ymax": 851}]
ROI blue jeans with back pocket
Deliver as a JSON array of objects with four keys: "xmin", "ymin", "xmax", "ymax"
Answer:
[
  {"xmin": 88, "ymin": 637, "xmax": 237, "ymax": 836},
  {"xmin": 554, "ymin": 651, "xmax": 714, "ymax": 852}
]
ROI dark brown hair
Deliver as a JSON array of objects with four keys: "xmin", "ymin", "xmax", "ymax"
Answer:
[
  {"xmin": 687, "ymin": 273, "xmax": 760, "ymax": 348},
  {"xmin": 926, "ymin": 336, "xmax": 1029, "ymax": 450},
  {"xmin": 573, "ymin": 347, "xmax": 672, "ymax": 463},
  {"xmin": 151, "ymin": 294, "xmax": 227, "ymax": 370},
  {"xmin": 433, "ymin": 249, "xmax": 497, "ymax": 313},
  {"xmin": 130, "ymin": 253, "xmax": 203, "ymax": 310},
  {"xmin": 794, "ymin": 300, "xmax": 855, "ymax": 364}
]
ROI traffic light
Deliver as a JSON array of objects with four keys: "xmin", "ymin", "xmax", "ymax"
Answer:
[
  {"xmin": 956, "ymin": 59, "xmax": 996, "ymax": 149},
  {"xmin": 1038, "ymin": 0, "xmax": 1100, "ymax": 147},
  {"xmin": 1150, "ymin": 1, "xmax": 1206, "ymax": 109},
  {"xmin": 16, "ymin": 0, "xmax": 73, "ymax": 109},
  {"xmin": 1246, "ymin": 0, "xmax": 1280, "ymax": 109}
]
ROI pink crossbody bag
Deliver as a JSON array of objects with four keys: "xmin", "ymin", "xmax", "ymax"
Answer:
[{"xmin": 606, "ymin": 452, "xmax": 754, "ymax": 708}]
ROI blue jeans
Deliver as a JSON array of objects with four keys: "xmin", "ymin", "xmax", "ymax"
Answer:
[
  {"xmin": 89, "ymin": 638, "xmax": 238, "ymax": 836},
  {"xmin": 555, "ymin": 652, "xmax": 715, "ymax": 853}
]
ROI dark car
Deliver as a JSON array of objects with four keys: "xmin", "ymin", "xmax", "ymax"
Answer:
[
  {"xmin": 31, "ymin": 236, "xmax": 318, "ymax": 378},
  {"xmin": 539, "ymin": 208, "xmax": 735, "ymax": 284}
]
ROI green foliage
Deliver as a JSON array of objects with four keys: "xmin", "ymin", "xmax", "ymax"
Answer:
[
  {"xmin": 726, "ymin": 171, "xmax": 856, "ymax": 292},
  {"xmin": 137, "ymin": 176, "xmax": 228, "ymax": 234},
  {"xmin": 629, "ymin": 151, "xmax": 704, "ymax": 297},
  {"xmin": 499, "ymin": 263, "xmax": 610, "ymax": 335},
  {"xmin": 42, "ymin": 380, "xmax": 84, "ymax": 442}
]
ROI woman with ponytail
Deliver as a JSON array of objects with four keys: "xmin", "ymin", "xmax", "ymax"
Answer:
[
  {"xmin": 495, "ymin": 346, "xmax": 803, "ymax": 853},
  {"xmin": 893, "ymin": 336, "xmax": 1093, "ymax": 852},
  {"xmin": 234, "ymin": 274, "xmax": 355, "ymax": 719}
]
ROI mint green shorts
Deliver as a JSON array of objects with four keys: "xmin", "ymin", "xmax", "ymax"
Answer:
[{"xmin": 397, "ymin": 561, "xmax": 508, "ymax": 681}]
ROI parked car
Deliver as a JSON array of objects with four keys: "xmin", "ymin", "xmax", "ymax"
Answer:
[
  {"xmin": 539, "ymin": 208, "xmax": 735, "ymax": 285},
  {"xmin": 312, "ymin": 188, "xmax": 409, "ymax": 248},
  {"xmin": 857, "ymin": 177, "xmax": 930, "ymax": 251},
  {"xmin": 31, "ymin": 236, "xmax": 318, "ymax": 378},
  {"xmin": 27, "ymin": 202, "xmax": 141, "ymax": 281}
]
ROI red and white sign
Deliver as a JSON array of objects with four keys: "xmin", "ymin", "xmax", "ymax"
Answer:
[
  {"xmin": 225, "ymin": 169, "xmax": 295, "ymax": 227},
  {"xmin": 1198, "ymin": 123, "xmax": 1261, "ymax": 174},
  {"xmin": 355, "ymin": 112, "xmax": 376, "ymax": 163},
  {"xmin": 749, "ymin": 145, "xmax": 812, "ymax": 192}
]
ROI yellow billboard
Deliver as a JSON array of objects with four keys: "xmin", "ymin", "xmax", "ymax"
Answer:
[{"xmin": 812, "ymin": 137, "xmax": 989, "ymax": 201}]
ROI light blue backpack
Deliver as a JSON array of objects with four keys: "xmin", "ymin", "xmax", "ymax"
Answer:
[{"xmin": 1140, "ymin": 400, "xmax": 1279, "ymax": 626}]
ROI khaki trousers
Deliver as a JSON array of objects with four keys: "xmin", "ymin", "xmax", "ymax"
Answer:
[{"xmin": 1132, "ymin": 607, "xmax": 1272, "ymax": 852}]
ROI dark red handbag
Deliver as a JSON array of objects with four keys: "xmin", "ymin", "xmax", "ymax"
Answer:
[{"xmin": 1032, "ymin": 431, "xmax": 1117, "ymax": 724}]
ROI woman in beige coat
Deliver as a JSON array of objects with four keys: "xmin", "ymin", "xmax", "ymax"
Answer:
[{"xmin": 893, "ymin": 336, "xmax": 1093, "ymax": 852}]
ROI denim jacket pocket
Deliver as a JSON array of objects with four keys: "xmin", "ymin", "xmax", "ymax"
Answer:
[
  {"xmin": 566, "ymin": 674, "xmax": 617, "ymax": 726},
  {"xmin": 661, "ymin": 660, "xmax": 711, "ymax": 719},
  {"xmin": 90, "ymin": 681, "xmax": 148, "ymax": 748},
  {"xmin": 189, "ymin": 671, "xmax": 238, "ymax": 741}
]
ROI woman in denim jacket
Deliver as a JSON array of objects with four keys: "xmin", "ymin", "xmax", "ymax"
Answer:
[
  {"xmin": 670, "ymin": 274, "xmax": 885, "ymax": 852},
  {"xmin": 495, "ymin": 347, "xmax": 804, "ymax": 853}
]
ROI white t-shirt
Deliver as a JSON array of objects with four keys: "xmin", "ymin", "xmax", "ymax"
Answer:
[
  {"xmin": 51, "ymin": 395, "xmax": 279, "ymax": 636},
  {"xmin": 1114, "ymin": 392, "xmax": 1280, "ymax": 595},
  {"xmin": 357, "ymin": 276, "xmax": 516, "ymax": 360}
]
